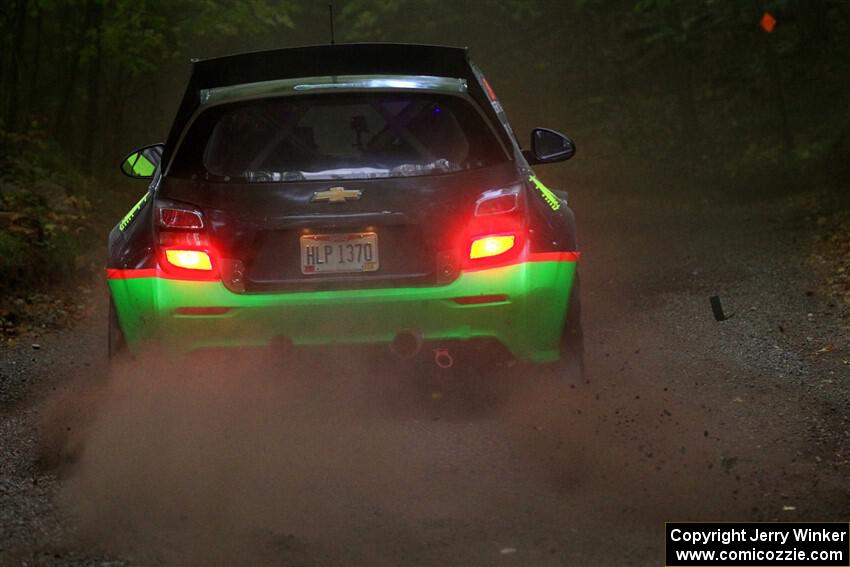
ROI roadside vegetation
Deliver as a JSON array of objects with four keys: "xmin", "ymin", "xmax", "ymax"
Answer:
[
  {"xmin": 0, "ymin": 0, "xmax": 848, "ymax": 338},
  {"xmin": 812, "ymin": 208, "xmax": 850, "ymax": 312},
  {"xmin": 0, "ymin": 126, "xmax": 97, "ymax": 338}
]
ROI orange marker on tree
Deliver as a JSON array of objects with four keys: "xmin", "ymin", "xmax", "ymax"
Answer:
[{"xmin": 760, "ymin": 12, "xmax": 776, "ymax": 33}]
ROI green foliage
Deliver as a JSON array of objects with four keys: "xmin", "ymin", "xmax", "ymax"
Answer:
[
  {"xmin": 0, "ymin": 0, "xmax": 847, "ymax": 300},
  {"xmin": 100, "ymin": 1, "xmax": 177, "ymax": 76},
  {"xmin": 95, "ymin": 0, "xmax": 297, "ymax": 79},
  {"xmin": 2, "ymin": 0, "xmax": 841, "ymax": 181},
  {"xmin": 0, "ymin": 231, "xmax": 30, "ymax": 287},
  {"xmin": 0, "ymin": 0, "xmax": 304, "ymax": 296},
  {"xmin": 336, "ymin": 0, "xmax": 849, "ymax": 188},
  {"xmin": 0, "ymin": 125, "xmax": 92, "ymax": 292}
]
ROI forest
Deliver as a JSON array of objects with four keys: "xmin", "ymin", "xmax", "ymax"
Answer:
[
  {"xmin": 1, "ymin": 4, "xmax": 849, "ymax": 564},
  {"xmin": 0, "ymin": 0, "xmax": 848, "ymax": 310}
]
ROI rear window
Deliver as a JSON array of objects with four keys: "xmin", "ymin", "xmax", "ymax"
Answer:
[{"xmin": 170, "ymin": 92, "xmax": 509, "ymax": 182}]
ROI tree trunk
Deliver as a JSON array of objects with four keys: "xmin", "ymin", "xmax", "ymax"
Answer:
[
  {"xmin": 4, "ymin": 0, "xmax": 29, "ymax": 132},
  {"xmin": 762, "ymin": 35, "xmax": 794, "ymax": 150},
  {"xmin": 664, "ymin": 4, "xmax": 702, "ymax": 145},
  {"xmin": 82, "ymin": 0, "xmax": 103, "ymax": 174},
  {"xmin": 53, "ymin": 10, "xmax": 87, "ymax": 141},
  {"xmin": 25, "ymin": 3, "xmax": 42, "ymax": 123},
  {"xmin": 0, "ymin": 10, "xmax": 8, "ymax": 122},
  {"xmin": 797, "ymin": 0, "xmax": 829, "ymax": 47},
  {"xmin": 106, "ymin": 68, "xmax": 131, "ymax": 164}
]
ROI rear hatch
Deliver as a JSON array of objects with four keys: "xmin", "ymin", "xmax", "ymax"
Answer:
[
  {"xmin": 160, "ymin": 163, "xmax": 519, "ymax": 292},
  {"xmin": 160, "ymin": 87, "xmax": 517, "ymax": 292}
]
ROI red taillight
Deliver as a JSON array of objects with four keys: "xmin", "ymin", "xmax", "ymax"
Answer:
[
  {"xmin": 461, "ymin": 185, "xmax": 526, "ymax": 268},
  {"xmin": 469, "ymin": 234, "xmax": 515, "ymax": 259},
  {"xmin": 155, "ymin": 200, "xmax": 218, "ymax": 280},
  {"xmin": 159, "ymin": 231, "xmax": 208, "ymax": 248},
  {"xmin": 159, "ymin": 207, "xmax": 204, "ymax": 229},
  {"xmin": 164, "ymin": 249, "xmax": 213, "ymax": 271},
  {"xmin": 158, "ymin": 246, "xmax": 219, "ymax": 280}
]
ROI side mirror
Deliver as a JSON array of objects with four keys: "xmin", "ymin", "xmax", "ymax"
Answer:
[
  {"xmin": 522, "ymin": 128, "xmax": 576, "ymax": 165},
  {"xmin": 120, "ymin": 143, "xmax": 164, "ymax": 179}
]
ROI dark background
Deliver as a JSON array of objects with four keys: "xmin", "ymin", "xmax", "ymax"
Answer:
[
  {"xmin": 1, "ymin": 3, "xmax": 849, "ymax": 565},
  {"xmin": 5, "ymin": 0, "xmax": 850, "ymax": 176},
  {"xmin": 1, "ymin": 1, "xmax": 848, "ymax": 297}
]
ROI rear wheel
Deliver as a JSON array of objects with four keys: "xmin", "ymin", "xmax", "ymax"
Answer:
[
  {"xmin": 108, "ymin": 298, "xmax": 127, "ymax": 360},
  {"xmin": 556, "ymin": 273, "xmax": 585, "ymax": 382}
]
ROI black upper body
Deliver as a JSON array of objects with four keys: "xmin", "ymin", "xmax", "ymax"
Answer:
[{"xmin": 109, "ymin": 43, "xmax": 577, "ymax": 292}]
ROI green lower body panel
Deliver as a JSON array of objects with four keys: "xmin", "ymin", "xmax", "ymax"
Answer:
[{"xmin": 107, "ymin": 259, "xmax": 577, "ymax": 363}]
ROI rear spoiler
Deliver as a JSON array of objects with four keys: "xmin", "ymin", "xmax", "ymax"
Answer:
[{"xmin": 162, "ymin": 43, "xmax": 504, "ymax": 167}]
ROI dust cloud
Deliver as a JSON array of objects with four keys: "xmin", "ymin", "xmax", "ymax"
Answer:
[
  {"xmin": 36, "ymin": 346, "xmax": 587, "ymax": 564},
  {"xmin": 36, "ymin": 338, "xmax": 734, "ymax": 565}
]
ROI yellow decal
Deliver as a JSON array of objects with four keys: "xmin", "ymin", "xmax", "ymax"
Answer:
[
  {"xmin": 119, "ymin": 191, "xmax": 151, "ymax": 231},
  {"xmin": 529, "ymin": 175, "xmax": 561, "ymax": 211}
]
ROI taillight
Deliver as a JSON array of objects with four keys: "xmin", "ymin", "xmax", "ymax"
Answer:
[
  {"xmin": 159, "ymin": 207, "xmax": 204, "ymax": 229},
  {"xmin": 155, "ymin": 200, "xmax": 218, "ymax": 279},
  {"xmin": 474, "ymin": 186, "xmax": 519, "ymax": 216},
  {"xmin": 463, "ymin": 184, "xmax": 526, "ymax": 267},
  {"xmin": 437, "ymin": 184, "xmax": 526, "ymax": 277},
  {"xmin": 164, "ymin": 249, "xmax": 213, "ymax": 271},
  {"xmin": 470, "ymin": 234, "xmax": 515, "ymax": 259}
]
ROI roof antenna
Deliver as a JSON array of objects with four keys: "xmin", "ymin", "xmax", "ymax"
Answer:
[{"xmin": 328, "ymin": 3, "xmax": 336, "ymax": 45}]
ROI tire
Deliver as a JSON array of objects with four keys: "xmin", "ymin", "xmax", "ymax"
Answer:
[
  {"xmin": 556, "ymin": 272, "xmax": 585, "ymax": 382},
  {"xmin": 108, "ymin": 298, "xmax": 127, "ymax": 360}
]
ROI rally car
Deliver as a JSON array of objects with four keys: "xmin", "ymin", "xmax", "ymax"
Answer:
[{"xmin": 108, "ymin": 43, "xmax": 582, "ymax": 375}]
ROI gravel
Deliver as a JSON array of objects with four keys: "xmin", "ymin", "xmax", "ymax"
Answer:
[{"xmin": 0, "ymin": 179, "xmax": 848, "ymax": 566}]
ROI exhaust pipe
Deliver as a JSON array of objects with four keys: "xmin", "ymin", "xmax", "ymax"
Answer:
[
  {"xmin": 433, "ymin": 348, "xmax": 454, "ymax": 369},
  {"xmin": 389, "ymin": 330, "xmax": 423, "ymax": 359}
]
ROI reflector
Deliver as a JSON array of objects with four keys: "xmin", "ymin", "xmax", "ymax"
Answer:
[
  {"xmin": 174, "ymin": 307, "xmax": 231, "ymax": 315},
  {"xmin": 475, "ymin": 194, "xmax": 517, "ymax": 216},
  {"xmin": 474, "ymin": 186, "xmax": 520, "ymax": 216},
  {"xmin": 452, "ymin": 294, "xmax": 509, "ymax": 305},
  {"xmin": 469, "ymin": 235, "xmax": 515, "ymax": 259},
  {"xmin": 164, "ymin": 249, "xmax": 213, "ymax": 271},
  {"xmin": 159, "ymin": 207, "xmax": 204, "ymax": 229}
]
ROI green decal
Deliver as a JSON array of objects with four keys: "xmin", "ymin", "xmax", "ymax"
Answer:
[
  {"xmin": 108, "ymin": 259, "xmax": 578, "ymax": 363},
  {"xmin": 130, "ymin": 152, "xmax": 156, "ymax": 176},
  {"xmin": 119, "ymin": 191, "xmax": 151, "ymax": 231},
  {"xmin": 529, "ymin": 175, "xmax": 561, "ymax": 211}
]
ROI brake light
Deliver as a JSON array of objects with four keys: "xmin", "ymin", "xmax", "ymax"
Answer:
[
  {"xmin": 159, "ymin": 207, "xmax": 204, "ymax": 229},
  {"xmin": 443, "ymin": 183, "xmax": 526, "ymax": 274},
  {"xmin": 159, "ymin": 231, "xmax": 208, "ymax": 248},
  {"xmin": 164, "ymin": 249, "xmax": 213, "ymax": 271},
  {"xmin": 465, "ymin": 186, "xmax": 525, "ymax": 263},
  {"xmin": 154, "ymin": 199, "xmax": 219, "ymax": 279},
  {"xmin": 469, "ymin": 234, "xmax": 515, "ymax": 259}
]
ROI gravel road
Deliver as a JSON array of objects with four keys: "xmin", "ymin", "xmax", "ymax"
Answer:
[{"xmin": 1, "ymin": 167, "xmax": 848, "ymax": 566}]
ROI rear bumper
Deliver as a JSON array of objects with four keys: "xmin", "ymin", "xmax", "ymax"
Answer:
[{"xmin": 107, "ymin": 255, "xmax": 577, "ymax": 363}]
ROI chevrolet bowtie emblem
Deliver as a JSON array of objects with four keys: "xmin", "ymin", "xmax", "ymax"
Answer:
[{"xmin": 312, "ymin": 186, "xmax": 362, "ymax": 203}]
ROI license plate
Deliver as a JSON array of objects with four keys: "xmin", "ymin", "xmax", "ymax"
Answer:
[{"xmin": 300, "ymin": 232, "xmax": 379, "ymax": 274}]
